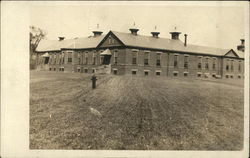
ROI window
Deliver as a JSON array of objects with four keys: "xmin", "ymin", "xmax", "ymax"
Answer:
[
  {"xmin": 173, "ymin": 71, "xmax": 178, "ymax": 77},
  {"xmin": 113, "ymin": 69, "xmax": 117, "ymax": 75},
  {"xmin": 213, "ymin": 58, "xmax": 216, "ymax": 70},
  {"xmin": 230, "ymin": 60, "xmax": 234, "ymax": 71},
  {"xmin": 132, "ymin": 70, "xmax": 137, "ymax": 75},
  {"xmin": 156, "ymin": 71, "xmax": 161, "ymax": 76},
  {"xmin": 78, "ymin": 53, "xmax": 81, "ymax": 65},
  {"xmin": 184, "ymin": 56, "xmax": 188, "ymax": 68},
  {"xmin": 54, "ymin": 54, "xmax": 57, "ymax": 64},
  {"xmin": 54, "ymin": 68, "xmax": 56, "ymax": 71},
  {"xmin": 212, "ymin": 74, "xmax": 216, "ymax": 78},
  {"xmin": 62, "ymin": 53, "xmax": 64, "ymax": 64},
  {"xmin": 226, "ymin": 75, "xmax": 229, "ymax": 78},
  {"xmin": 226, "ymin": 59, "xmax": 229, "ymax": 71},
  {"xmin": 108, "ymin": 37, "xmax": 112, "ymax": 45},
  {"xmin": 84, "ymin": 69, "xmax": 88, "ymax": 73},
  {"xmin": 174, "ymin": 55, "xmax": 178, "ymax": 68},
  {"xmin": 205, "ymin": 58, "xmax": 209, "ymax": 70},
  {"xmin": 77, "ymin": 68, "xmax": 80, "ymax": 72},
  {"xmin": 197, "ymin": 73, "xmax": 202, "ymax": 77},
  {"xmin": 49, "ymin": 55, "xmax": 52, "ymax": 64},
  {"xmin": 238, "ymin": 61, "xmax": 241, "ymax": 72},
  {"xmin": 85, "ymin": 54, "xmax": 88, "ymax": 65},
  {"xmin": 156, "ymin": 53, "xmax": 161, "ymax": 66},
  {"xmin": 198, "ymin": 57, "xmax": 202, "ymax": 69},
  {"xmin": 61, "ymin": 68, "xmax": 64, "ymax": 72},
  {"xmin": 92, "ymin": 69, "xmax": 95, "ymax": 73},
  {"xmin": 132, "ymin": 52, "xmax": 137, "ymax": 65},
  {"xmin": 114, "ymin": 51, "xmax": 118, "ymax": 64},
  {"xmin": 49, "ymin": 68, "xmax": 52, "ymax": 71},
  {"xmin": 230, "ymin": 75, "xmax": 234, "ymax": 79},
  {"xmin": 238, "ymin": 75, "xmax": 241, "ymax": 79},
  {"xmin": 144, "ymin": 52, "xmax": 149, "ymax": 65},
  {"xmin": 68, "ymin": 52, "xmax": 72, "ymax": 63},
  {"xmin": 184, "ymin": 72, "xmax": 188, "ymax": 77},
  {"xmin": 93, "ymin": 57, "xmax": 96, "ymax": 65},
  {"xmin": 144, "ymin": 71, "xmax": 149, "ymax": 76}
]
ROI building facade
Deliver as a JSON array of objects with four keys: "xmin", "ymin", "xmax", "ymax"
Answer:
[{"xmin": 36, "ymin": 28, "xmax": 245, "ymax": 79}]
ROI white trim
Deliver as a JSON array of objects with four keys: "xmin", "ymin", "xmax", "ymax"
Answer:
[
  {"xmin": 144, "ymin": 50, "xmax": 151, "ymax": 53},
  {"xmin": 131, "ymin": 69, "xmax": 138, "ymax": 71},
  {"xmin": 144, "ymin": 70, "xmax": 150, "ymax": 72},
  {"xmin": 132, "ymin": 49, "xmax": 139, "ymax": 52},
  {"xmin": 198, "ymin": 56, "xmax": 203, "ymax": 58},
  {"xmin": 173, "ymin": 71, "xmax": 179, "ymax": 73},
  {"xmin": 184, "ymin": 54, "xmax": 189, "ymax": 57},
  {"xmin": 174, "ymin": 53, "xmax": 179, "ymax": 56},
  {"xmin": 184, "ymin": 71, "xmax": 189, "ymax": 74},
  {"xmin": 197, "ymin": 72, "xmax": 202, "ymax": 74},
  {"xmin": 156, "ymin": 51, "xmax": 162, "ymax": 54},
  {"xmin": 155, "ymin": 70, "xmax": 162, "ymax": 72},
  {"xmin": 113, "ymin": 68, "xmax": 118, "ymax": 71}
]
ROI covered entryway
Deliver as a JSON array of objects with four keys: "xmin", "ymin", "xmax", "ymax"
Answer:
[
  {"xmin": 42, "ymin": 52, "xmax": 50, "ymax": 64},
  {"xmin": 100, "ymin": 49, "xmax": 112, "ymax": 65}
]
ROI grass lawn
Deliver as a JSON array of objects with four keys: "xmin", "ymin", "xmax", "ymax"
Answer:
[{"xmin": 30, "ymin": 71, "xmax": 244, "ymax": 150}]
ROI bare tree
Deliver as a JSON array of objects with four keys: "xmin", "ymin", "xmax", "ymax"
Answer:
[{"xmin": 30, "ymin": 26, "xmax": 47, "ymax": 69}]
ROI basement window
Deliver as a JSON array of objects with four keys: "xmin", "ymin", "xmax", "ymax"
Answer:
[
  {"xmin": 77, "ymin": 68, "xmax": 81, "ymax": 72},
  {"xmin": 54, "ymin": 68, "xmax": 56, "ymax": 71},
  {"xmin": 92, "ymin": 69, "xmax": 95, "ymax": 73},
  {"xmin": 156, "ymin": 71, "xmax": 161, "ymax": 76},
  {"xmin": 230, "ymin": 75, "xmax": 234, "ymax": 79},
  {"xmin": 197, "ymin": 73, "xmax": 202, "ymax": 77},
  {"xmin": 113, "ymin": 69, "xmax": 117, "ymax": 75},
  {"xmin": 61, "ymin": 68, "xmax": 64, "ymax": 72},
  {"xmin": 226, "ymin": 75, "xmax": 229, "ymax": 78},
  {"xmin": 238, "ymin": 75, "xmax": 241, "ymax": 79},
  {"xmin": 49, "ymin": 68, "xmax": 52, "ymax": 71},
  {"xmin": 144, "ymin": 71, "xmax": 149, "ymax": 76},
  {"xmin": 132, "ymin": 70, "xmax": 137, "ymax": 75},
  {"xmin": 173, "ymin": 71, "xmax": 178, "ymax": 77},
  {"xmin": 84, "ymin": 69, "xmax": 88, "ymax": 73},
  {"xmin": 184, "ymin": 72, "xmax": 188, "ymax": 77}
]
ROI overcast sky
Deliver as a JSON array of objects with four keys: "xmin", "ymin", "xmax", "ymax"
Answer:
[{"xmin": 30, "ymin": 2, "xmax": 247, "ymax": 50}]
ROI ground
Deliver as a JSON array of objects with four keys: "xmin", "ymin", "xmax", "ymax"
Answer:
[{"xmin": 30, "ymin": 71, "xmax": 244, "ymax": 150}]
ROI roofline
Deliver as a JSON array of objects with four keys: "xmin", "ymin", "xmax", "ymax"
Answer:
[
  {"xmin": 96, "ymin": 31, "xmax": 125, "ymax": 48},
  {"xmin": 36, "ymin": 45, "xmax": 244, "ymax": 59},
  {"xmin": 125, "ymin": 45, "xmax": 244, "ymax": 59}
]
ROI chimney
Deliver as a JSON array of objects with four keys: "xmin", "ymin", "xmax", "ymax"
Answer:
[
  {"xmin": 129, "ymin": 22, "xmax": 139, "ymax": 35},
  {"xmin": 58, "ymin": 37, "xmax": 65, "ymax": 41},
  {"xmin": 92, "ymin": 31, "xmax": 103, "ymax": 37},
  {"xmin": 170, "ymin": 32, "xmax": 181, "ymax": 40},
  {"xmin": 184, "ymin": 34, "xmax": 187, "ymax": 46},
  {"xmin": 92, "ymin": 23, "xmax": 103, "ymax": 37},
  {"xmin": 237, "ymin": 39, "xmax": 245, "ymax": 52},
  {"xmin": 240, "ymin": 39, "xmax": 245, "ymax": 45},
  {"xmin": 151, "ymin": 26, "xmax": 160, "ymax": 38},
  {"xmin": 129, "ymin": 28, "xmax": 139, "ymax": 35},
  {"xmin": 151, "ymin": 32, "xmax": 160, "ymax": 38}
]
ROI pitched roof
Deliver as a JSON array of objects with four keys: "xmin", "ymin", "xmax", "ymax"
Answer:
[
  {"xmin": 36, "ymin": 30, "xmax": 244, "ymax": 59},
  {"xmin": 111, "ymin": 31, "xmax": 231, "ymax": 56},
  {"xmin": 235, "ymin": 50, "xmax": 245, "ymax": 58},
  {"xmin": 36, "ymin": 39, "xmax": 75, "ymax": 52},
  {"xmin": 36, "ymin": 34, "xmax": 105, "ymax": 52},
  {"xmin": 66, "ymin": 34, "xmax": 106, "ymax": 49}
]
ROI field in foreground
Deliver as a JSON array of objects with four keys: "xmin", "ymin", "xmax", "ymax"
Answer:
[{"xmin": 30, "ymin": 71, "xmax": 244, "ymax": 150}]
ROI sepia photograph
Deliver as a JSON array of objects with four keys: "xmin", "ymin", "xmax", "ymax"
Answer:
[
  {"xmin": 1, "ymin": 1, "xmax": 249, "ymax": 158},
  {"xmin": 29, "ymin": 2, "xmax": 246, "ymax": 150}
]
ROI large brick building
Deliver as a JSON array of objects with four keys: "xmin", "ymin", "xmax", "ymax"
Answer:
[{"xmin": 36, "ymin": 27, "xmax": 245, "ymax": 79}]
